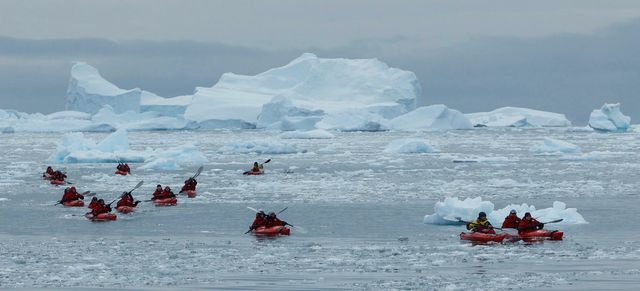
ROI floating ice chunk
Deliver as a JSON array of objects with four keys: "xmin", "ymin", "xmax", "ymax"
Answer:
[
  {"xmin": 280, "ymin": 129, "xmax": 335, "ymax": 139},
  {"xmin": 588, "ymin": 103, "xmax": 631, "ymax": 132},
  {"xmin": 383, "ymin": 138, "xmax": 438, "ymax": 154},
  {"xmin": 66, "ymin": 62, "xmax": 141, "ymax": 114},
  {"xmin": 218, "ymin": 140, "xmax": 300, "ymax": 154},
  {"xmin": 467, "ymin": 107, "xmax": 571, "ymax": 127},
  {"xmin": 389, "ymin": 105, "xmax": 472, "ymax": 131},
  {"xmin": 423, "ymin": 196, "xmax": 588, "ymax": 225},
  {"xmin": 529, "ymin": 138, "xmax": 581, "ymax": 154},
  {"xmin": 140, "ymin": 144, "xmax": 208, "ymax": 170}
]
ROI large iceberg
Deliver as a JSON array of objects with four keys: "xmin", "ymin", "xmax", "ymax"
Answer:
[
  {"xmin": 47, "ymin": 129, "xmax": 208, "ymax": 169},
  {"xmin": 185, "ymin": 53, "xmax": 421, "ymax": 126},
  {"xmin": 529, "ymin": 138, "xmax": 581, "ymax": 154},
  {"xmin": 388, "ymin": 104, "xmax": 472, "ymax": 131},
  {"xmin": 66, "ymin": 62, "xmax": 141, "ymax": 114},
  {"xmin": 588, "ymin": 103, "xmax": 631, "ymax": 132},
  {"xmin": 140, "ymin": 91, "xmax": 192, "ymax": 117},
  {"xmin": 423, "ymin": 197, "xmax": 588, "ymax": 225},
  {"xmin": 466, "ymin": 107, "xmax": 572, "ymax": 127},
  {"xmin": 256, "ymin": 96, "xmax": 324, "ymax": 130}
]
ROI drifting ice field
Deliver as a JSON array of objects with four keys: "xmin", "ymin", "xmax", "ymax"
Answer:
[{"xmin": 0, "ymin": 128, "xmax": 638, "ymax": 290}]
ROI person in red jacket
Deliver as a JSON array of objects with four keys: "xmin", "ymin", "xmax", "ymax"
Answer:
[
  {"xmin": 181, "ymin": 177, "xmax": 197, "ymax": 193},
  {"xmin": 116, "ymin": 192, "xmax": 139, "ymax": 208},
  {"xmin": 88, "ymin": 197, "xmax": 99, "ymax": 210},
  {"xmin": 517, "ymin": 212, "xmax": 544, "ymax": 233},
  {"xmin": 249, "ymin": 210, "xmax": 267, "ymax": 230},
  {"xmin": 264, "ymin": 212, "xmax": 288, "ymax": 228},
  {"xmin": 52, "ymin": 170, "xmax": 67, "ymax": 182},
  {"xmin": 43, "ymin": 166, "xmax": 55, "ymax": 179},
  {"xmin": 90, "ymin": 199, "xmax": 112, "ymax": 216},
  {"xmin": 60, "ymin": 186, "xmax": 84, "ymax": 203},
  {"xmin": 501, "ymin": 209, "xmax": 521, "ymax": 229},
  {"xmin": 152, "ymin": 186, "xmax": 175, "ymax": 200},
  {"xmin": 123, "ymin": 163, "xmax": 131, "ymax": 174}
]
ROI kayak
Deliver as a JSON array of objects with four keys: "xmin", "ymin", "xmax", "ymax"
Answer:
[
  {"xmin": 519, "ymin": 229, "xmax": 564, "ymax": 241},
  {"xmin": 253, "ymin": 226, "xmax": 290, "ymax": 236},
  {"xmin": 244, "ymin": 170, "xmax": 264, "ymax": 176},
  {"xmin": 154, "ymin": 197, "xmax": 177, "ymax": 206},
  {"xmin": 182, "ymin": 190, "xmax": 196, "ymax": 198},
  {"xmin": 116, "ymin": 205, "xmax": 135, "ymax": 214},
  {"xmin": 50, "ymin": 180, "xmax": 65, "ymax": 185},
  {"xmin": 62, "ymin": 200, "xmax": 84, "ymax": 207},
  {"xmin": 115, "ymin": 170, "xmax": 129, "ymax": 176},
  {"xmin": 460, "ymin": 232, "xmax": 506, "ymax": 243},
  {"xmin": 85, "ymin": 213, "xmax": 117, "ymax": 221}
]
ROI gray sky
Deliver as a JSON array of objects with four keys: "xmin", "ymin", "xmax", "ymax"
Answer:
[{"xmin": 1, "ymin": 0, "xmax": 639, "ymax": 123}]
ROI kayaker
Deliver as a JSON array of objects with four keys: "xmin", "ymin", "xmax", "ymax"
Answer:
[
  {"xmin": 88, "ymin": 197, "xmax": 99, "ymax": 210},
  {"xmin": 466, "ymin": 212, "xmax": 495, "ymax": 234},
  {"xmin": 152, "ymin": 185, "xmax": 163, "ymax": 199},
  {"xmin": 152, "ymin": 186, "xmax": 176, "ymax": 200},
  {"xmin": 501, "ymin": 209, "xmax": 521, "ymax": 229},
  {"xmin": 517, "ymin": 212, "xmax": 544, "ymax": 232},
  {"xmin": 123, "ymin": 163, "xmax": 131, "ymax": 173},
  {"xmin": 43, "ymin": 166, "xmax": 54, "ymax": 178},
  {"xmin": 249, "ymin": 210, "xmax": 267, "ymax": 230},
  {"xmin": 251, "ymin": 162, "xmax": 263, "ymax": 173},
  {"xmin": 52, "ymin": 170, "xmax": 67, "ymax": 181},
  {"xmin": 264, "ymin": 212, "xmax": 287, "ymax": 228},
  {"xmin": 60, "ymin": 186, "xmax": 84, "ymax": 203},
  {"xmin": 90, "ymin": 199, "xmax": 112, "ymax": 216},
  {"xmin": 116, "ymin": 192, "xmax": 139, "ymax": 208},
  {"xmin": 181, "ymin": 177, "xmax": 197, "ymax": 193}
]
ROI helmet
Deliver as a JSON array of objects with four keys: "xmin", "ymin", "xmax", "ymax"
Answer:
[
  {"xmin": 98, "ymin": 199, "xmax": 104, "ymax": 203},
  {"xmin": 70, "ymin": 186, "xmax": 76, "ymax": 191},
  {"xmin": 91, "ymin": 197, "xmax": 97, "ymax": 201},
  {"xmin": 164, "ymin": 186, "xmax": 171, "ymax": 191},
  {"xmin": 157, "ymin": 184, "xmax": 161, "ymax": 187},
  {"xmin": 254, "ymin": 162, "xmax": 259, "ymax": 166},
  {"xmin": 268, "ymin": 212, "xmax": 276, "ymax": 217},
  {"xmin": 510, "ymin": 209, "xmax": 517, "ymax": 214},
  {"xmin": 524, "ymin": 212, "xmax": 532, "ymax": 217},
  {"xmin": 478, "ymin": 212, "xmax": 487, "ymax": 218}
]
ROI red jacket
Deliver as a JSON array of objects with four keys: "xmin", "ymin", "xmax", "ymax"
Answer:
[
  {"xmin": 154, "ymin": 190, "xmax": 175, "ymax": 200},
  {"xmin": 88, "ymin": 200, "xmax": 99, "ymax": 210},
  {"xmin": 61, "ymin": 189, "xmax": 83, "ymax": 202},
  {"xmin": 91, "ymin": 204, "xmax": 111, "ymax": 216},
  {"xmin": 501, "ymin": 214, "xmax": 521, "ymax": 229},
  {"xmin": 251, "ymin": 214, "xmax": 266, "ymax": 229},
  {"xmin": 116, "ymin": 197, "xmax": 135, "ymax": 208},
  {"xmin": 152, "ymin": 189, "xmax": 164, "ymax": 199},
  {"xmin": 518, "ymin": 218, "xmax": 543, "ymax": 232},
  {"xmin": 181, "ymin": 180, "xmax": 197, "ymax": 192},
  {"xmin": 264, "ymin": 216, "xmax": 286, "ymax": 228}
]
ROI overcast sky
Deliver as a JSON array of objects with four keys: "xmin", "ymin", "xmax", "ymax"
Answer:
[{"xmin": 1, "ymin": 0, "xmax": 639, "ymax": 123}]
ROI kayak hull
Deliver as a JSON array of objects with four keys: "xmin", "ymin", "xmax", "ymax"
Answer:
[
  {"xmin": 116, "ymin": 206, "xmax": 135, "ymax": 213},
  {"xmin": 50, "ymin": 180, "xmax": 65, "ymax": 185},
  {"xmin": 183, "ymin": 190, "xmax": 196, "ymax": 198},
  {"xmin": 253, "ymin": 226, "xmax": 290, "ymax": 236},
  {"xmin": 62, "ymin": 200, "xmax": 84, "ymax": 207},
  {"xmin": 115, "ymin": 170, "xmax": 129, "ymax": 176},
  {"xmin": 244, "ymin": 171, "xmax": 264, "ymax": 176},
  {"xmin": 154, "ymin": 197, "xmax": 177, "ymax": 206},
  {"xmin": 520, "ymin": 229, "xmax": 564, "ymax": 241},
  {"xmin": 460, "ymin": 232, "xmax": 506, "ymax": 243},
  {"xmin": 86, "ymin": 213, "xmax": 117, "ymax": 221}
]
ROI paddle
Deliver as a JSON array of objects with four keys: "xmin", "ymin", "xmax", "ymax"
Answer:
[
  {"xmin": 180, "ymin": 166, "xmax": 204, "ymax": 193},
  {"xmin": 277, "ymin": 207, "xmax": 288, "ymax": 214},
  {"xmin": 55, "ymin": 191, "xmax": 91, "ymax": 205},
  {"xmin": 243, "ymin": 159, "xmax": 271, "ymax": 175}
]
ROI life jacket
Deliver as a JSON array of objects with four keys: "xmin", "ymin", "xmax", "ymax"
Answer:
[
  {"xmin": 518, "ymin": 218, "xmax": 542, "ymax": 232},
  {"xmin": 152, "ymin": 189, "xmax": 164, "ymax": 199},
  {"xmin": 91, "ymin": 204, "xmax": 111, "ymax": 216},
  {"xmin": 88, "ymin": 200, "xmax": 99, "ymax": 210},
  {"xmin": 61, "ymin": 191, "xmax": 79, "ymax": 202},
  {"xmin": 467, "ymin": 218, "xmax": 495, "ymax": 234},
  {"xmin": 251, "ymin": 214, "xmax": 266, "ymax": 229},
  {"xmin": 264, "ymin": 216, "xmax": 285, "ymax": 228},
  {"xmin": 501, "ymin": 214, "xmax": 521, "ymax": 229},
  {"xmin": 116, "ymin": 196, "xmax": 135, "ymax": 208}
]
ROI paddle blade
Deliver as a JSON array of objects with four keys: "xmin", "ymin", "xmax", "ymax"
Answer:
[
  {"xmin": 291, "ymin": 225, "xmax": 307, "ymax": 234},
  {"xmin": 545, "ymin": 219, "xmax": 564, "ymax": 224},
  {"xmin": 192, "ymin": 166, "xmax": 204, "ymax": 179},
  {"xmin": 246, "ymin": 206, "xmax": 259, "ymax": 213},
  {"xmin": 129, "ymin": 180, "xmax": 144, "ymax": 193},
  {"xmin": 277, "ymin": 206, "xmax": 288, "ymax": 214},
  {"xmin": 263, "ymin": 159, "xmax": 271, "ymax": 164}
]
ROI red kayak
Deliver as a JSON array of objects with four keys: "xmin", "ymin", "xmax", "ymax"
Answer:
[
  {"xmin": 460, "ymin": 232, "xmax": 506, "ymax": 243},
  {"xmin": 154, "ymin": 197, "xmax": 177, "ymax": 206},
  {"xmin": 182, "ymin": 190, "xmax": 196, "ymax": 198},
  {"xmin": 519, "ymin": 229, "xmax": 564, "ymax": 241},
  {"xmin": 62, "ymin": 200, "xmax": 84, "ymax": 207},
  {"xmin": 252, "ymin": 226, "xmax": 291, "ymax": 236},
  {"xmin": 50, "ymin": 180, "xmax": 65, "ymax": 185},
  {"xmin": 85, "ymin": 213, "xmax": 117, "ymax": 221},
  {"xmin": 244, "ymin": 170, "xmax": 264, "ymax": 176},
  {"xmin": 115, "ymin": 170, "xmax": 129, "ymax": 176},
  {"xmin": 116, "ymin": 206, "xmax": 135, "ymax": 214}
]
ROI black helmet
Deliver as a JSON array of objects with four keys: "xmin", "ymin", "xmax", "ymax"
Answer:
[
  {"xmin": 524, "ymin": 212, "xmax": 532, "ymax": 217},
  {"xmin": 98, "ymin": 199, "xmax": 104, "ymax": 203},
  {"xmin": 478, "ymin": 212, "xmax": 487, "ymax": 218},
  {"xmin": 156, "ymin": 184, "xmax": 162, "ymax": 187},
  {"xmin": 91, "ymin": 197, "xmax": 97, "ymax": 201},
  {"xmin": 510, "ymin": 209, "xmax": 517, "ymax": 214}
]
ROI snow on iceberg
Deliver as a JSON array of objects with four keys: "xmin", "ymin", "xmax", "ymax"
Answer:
[
  {"xmin": 47, "ymin": 129, "xmax": 207, "ymax": 169},
  {"xmin": 66, "ymin": 62, "xmax": 141, "ymax": 114},
  {"xmin": 466, "ymin": 107, "xmax": 571, "ymax": 127},
  {"xmin": 316, "ymin": 110, "xmax": 389, "ymax": 131},
  {"xmin": 140, "ymin": 91, "xmax": 192, "ymax": 117},
  {"xmin": 218, "ymin": 140, "xmax": 300, "ymax": 154},
  {"xmin": 388, "ymin": 104, "xmax": 472, "ymax": 131},
  {"xmin": 91, "ymin": 106, "xmax": 195, "ymax": 131},
  {"xmin": 529, "ymin": 138, "xmax": 581, "ymax": 154},
  {"xmin": 383, "ymin": 138, "xmax": 438, "ymax": 154},
  {"xmin": 279, "ymin": 129, "xmax": 334, "ymax": 139},
  {"xmin": 588, "ymin": 103, "xmax": 631, "ymax": 132},
  {"xmin": 256, "ymin": 96, "xmax": 324, "ymax": 130},
  {"xmin": 423, "ymin": 197, "xmax": 588, "ymax": 225},
  {"xmin": 185, "ymin": 53, "xmax": 421, "ymax": 125}
]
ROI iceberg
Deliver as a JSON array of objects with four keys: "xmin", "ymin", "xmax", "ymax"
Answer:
[
  {"xmin": 139, "ymin": 144, "xmax": 208, "ymax": 170},
  {"xmin": 588, "ymin": 103, "xmax": 631, "ymax": 132},
  {"xmin": 218, "ymin": 140, "xmax": 300, "ymax": 154},
  {"xmin": 66, "ymin": 62, "xmax": 141, "ymax": 114},
  {"xmin": 140, "ymin": 91, "xmax": 192, "ymax": 117},
  {"xmin": 529, "ymin": 138, "xmax": 581, "ymax": 154},
  {"xmin": 466, "ymin": 107, "xmax": 571, "ymax": 127},
  {"xmin": 256, "ymin": 96, "xmax": 324, "ymax": 130},
  {"xmin": 316, "ymin": 110, "xmax": 389, "ymax": 132},
  {"xmin": 388, "ymin": 104, "xmax": 472, "ymax": 131},
  {"xmin": 185, "ymin": 53, "xmax": 421, "ymax": 126},
  {"xmin": 423, "ymin": 197, "xmax": 588, "ymax": 225},
  {"xmin": 91, "ymin": 106, "xmax": 196, "ymax": 131},
  {"xmin": 279, "ymin": 129, "xmax": 335, "ymax": 139},
  {"xmin": 383, "ymin": 138, "xmax": 438, "ymax": 154}
]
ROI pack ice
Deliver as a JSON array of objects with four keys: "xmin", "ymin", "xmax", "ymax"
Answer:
[
  {"xmin": 588, "ymin": 103, "xmax": 631, "ymax": 132},
  {"xmin": 423, "ymin": 197, "xmax": 588, "ymax": 225}
]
